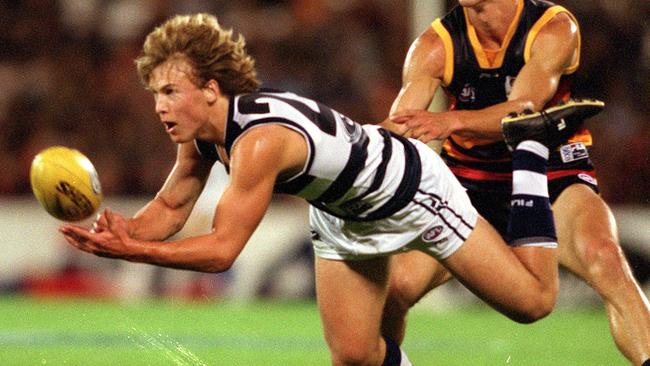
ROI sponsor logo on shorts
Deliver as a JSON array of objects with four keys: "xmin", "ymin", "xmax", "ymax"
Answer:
[
  {"xmin": 577, "ymin": 173, "xmax": 597, "ymax": 186},
  {"xmin": 422, "ymin": 225, "xmax": 444, "ymax": 243},
  {"xmin": 560, "ymin": 142, "xmax": 589, "ymax": 163}
]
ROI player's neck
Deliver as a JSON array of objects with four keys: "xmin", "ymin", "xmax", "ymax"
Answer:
[
  {"xmin": 200, "ymin": 95, "xmax": 230, "ymax": 145},
  {"xmin": 466, "ymin": 0, "xmax": 519, "ymax": 48}
]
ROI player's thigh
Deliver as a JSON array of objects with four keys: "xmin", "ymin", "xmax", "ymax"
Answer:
[
  {"xmin": 441, "ymin": 216, "xmax": 512, "ymax": 293},
  {"xmin": 388, "ymin": 250, "xmax": 451, "ymax": 304},
  {"xmin": 315, "ymin": 256, "xmax": 390, "ymax": 349},
  {"xmin": 441, "ymin": 216, "xmax": 554, "ymax": 308},
  {"xmin": 552, "ymin": 183, "xmax": 619, "ymax": 276}
]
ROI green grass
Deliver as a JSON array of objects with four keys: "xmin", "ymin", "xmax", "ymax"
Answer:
[{"xmin": 0, "ymin": 296, "xmax": 626, "ymax": 365}]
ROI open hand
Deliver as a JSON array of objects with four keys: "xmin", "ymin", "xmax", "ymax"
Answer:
[
  {"xmin": 60, "ymin": 208, "xmax": 133, "ymax": 259},
  {"xmin": 390, "ymin": 110, "xmax": 455, "ymax": 143}
]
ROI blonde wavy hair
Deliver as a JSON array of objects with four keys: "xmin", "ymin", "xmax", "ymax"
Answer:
[{"xmin": 136, "ymin": 13, "xmax": 260, "ymax": 95}]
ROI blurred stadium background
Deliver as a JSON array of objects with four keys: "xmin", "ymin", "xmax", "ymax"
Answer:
[{"xmin": 0, "ymin": 0, "xmax": 648, "ymax": 364}]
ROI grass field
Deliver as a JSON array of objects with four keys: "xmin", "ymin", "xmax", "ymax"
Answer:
[{"xmin": 0, "ymin": 295, "xmax": 627, "ymax": 365}]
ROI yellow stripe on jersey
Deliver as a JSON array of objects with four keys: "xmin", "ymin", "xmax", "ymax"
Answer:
[
  {"xmin": 524, "ymin": 5, "xmax": 581, "ymax": 75},
  {"xmin": 463, "ymin": 0, "xmax": 524, "ymax": 69},
  {"xmin": 431, "ymin": 19, "xmax": 455, "ymax": 87}
]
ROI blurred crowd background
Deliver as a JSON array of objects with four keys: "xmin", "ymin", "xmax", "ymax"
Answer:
[
  {"xmin": 1, "ymin": 0, "xmax": 649, "ymax": 202},
  {"xmin": 0, "ymin": 0, "xmax": 648, "ymax": 301}
]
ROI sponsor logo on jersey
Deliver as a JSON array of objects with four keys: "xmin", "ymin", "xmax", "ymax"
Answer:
[
  {"xmin": 577, "ymin": 173, "xmax": 597, "ymax": 186},
  {"xmin": 459, "ymin": 84, "xmax": 476, "ymax": 103},
  {"xmin": 560, "ymin": 142, "xmax": 589, "ymax": 163},
  {"xmin": 479, "ymin": 72, "xmax": 500, "ymax": 79},
  {"xmin": 422, "ymin": 225, "xmax": 444, "ymax": 242}
]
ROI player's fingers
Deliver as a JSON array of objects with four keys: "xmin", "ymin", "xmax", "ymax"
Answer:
[
  {"xmin": 60, "ymin": 225, "xmax": 93, "ymax": 241},
  {"xmin": 389, "ymin": 111, "xmax": 415, "ymax": 123},
  {"xmin": 62, "ymin": 233, "xmax": 102, "ymax": 256},
  {"xmin": 105, "ymin": 208, "xmax": 115, "ymax": 229},
  {"xmin": 60, "ymin": 229, "xmax": 90, "ymax": 250},
  {"xmin": 409, "ymin": 125, "xmax": 425, "ymax": 139},
  {"xmin": 390, "ymin": 117, "xmax": 407, "ymax": 124},
  {"xmin": 418, "ymin": 134, "xmax": 434, "ymax": 144},
  {"xmin": 61, "ymin": 234, "xmax": 81, "ymax": 248},
  {"xmin": 92, "ymin": 212, "xmax": 108, "ymax": 231}
]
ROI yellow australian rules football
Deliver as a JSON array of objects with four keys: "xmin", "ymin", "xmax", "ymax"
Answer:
[{"xmin": 30, "ymin": 146, "xmax": 103, "ymax": 222}]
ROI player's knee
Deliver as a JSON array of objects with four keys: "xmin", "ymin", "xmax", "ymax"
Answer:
[
  {"xmin": 385, "ymin": 276, "xmax": 422, "ymax": 315},
  {"xmin": 330, "ymin": 341, "xmax": 382, "ymax": 366},
  {"xmin": 514, "ymin": 299, "xmax": 554, "ymax": 324},
  {"xmin": 583, "ymin": 237, "xmax": 626, "ymax": 279},
  {"xmin": 510, "ymin": 285, "xmax": 557, "ymax": 324}
]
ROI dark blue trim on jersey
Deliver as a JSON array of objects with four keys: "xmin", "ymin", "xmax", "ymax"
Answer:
[
  {"xmin": 224, "ymin": 97, "xmax": 242, "ymax": 154},
  {"xmin": 194, "ymin": 139, "xmax": 221, "ymax": 162},
  {"xmin": 315, "ymin": 132, "xmax": 370, "ymax": 203},
  {"xmin": 275, "ymin": 174, "xmax": 316, "ymax": 195},
  {"xmin": 262, "ymin": 94, "xmax": 337, "ymax": 136}
]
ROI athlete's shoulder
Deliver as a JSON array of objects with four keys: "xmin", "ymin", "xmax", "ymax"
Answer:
[
  {"xmin": 525, "ymin": 0, "xmax": 578, "ymax": 28},
  {"xmin": 401, "ymin": 25, "xmax": 447, "ymax": 83},
  {"xmin": 524, "ymin": 0, "xmax": 579, "ymax": 70}
]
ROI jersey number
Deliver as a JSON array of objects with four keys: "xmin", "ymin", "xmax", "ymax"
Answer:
[{"xmin": 237, "ymin": 92, "xmax": 362, "ymax": 142}]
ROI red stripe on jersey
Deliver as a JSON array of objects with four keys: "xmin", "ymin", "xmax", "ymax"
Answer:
[
  {"xmin": 450, "ymin": 167, "xmax": 596, "ymax": 182},
  {"xmin": 548, "ymin": 169, "xmax": 595, "ymax": 181},
  {"xmin": 449, "ymin": 166, "xmax": 512, "ymax": 181}
]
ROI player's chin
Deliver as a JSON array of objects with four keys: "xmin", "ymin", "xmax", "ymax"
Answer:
[{"xmin": 167, "ymin": 133, "xmax": 192, "ymax": 144}]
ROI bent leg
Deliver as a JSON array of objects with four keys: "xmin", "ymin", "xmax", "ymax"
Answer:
[
  {"xmin": 440, "ymin": 141, "xmax": 559, "ymax": 322},
  {"xmin": 382, "ymin": 251, "xmax": 451, "ymax": 343},
  {"xmin": 554, "ymin": 184, "xmax": 650, "ymax": 364},
  {"xmin": 441, "ymin": 216, "xmax": 558, "ymax": 323}
]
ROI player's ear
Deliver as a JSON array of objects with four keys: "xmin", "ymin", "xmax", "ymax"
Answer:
[{"xmin": 202, "ymin": 79, "xmax": 221, "ymax": 104}]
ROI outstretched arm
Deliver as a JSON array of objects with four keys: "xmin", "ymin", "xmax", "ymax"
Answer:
[{"xmin": 61, "ymin": 125, "xmax": 307, "ymax": 273}]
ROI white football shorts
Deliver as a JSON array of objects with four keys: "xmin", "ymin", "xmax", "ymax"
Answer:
[{"xmin": 310, "ymin": 140, "xmax": 479, "ymax": 261}]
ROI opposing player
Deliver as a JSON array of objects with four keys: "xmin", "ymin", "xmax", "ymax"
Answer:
[
  {"xmin": 381, "ymin": 1, "xmax": 650, "ymax": 364},
  {"xmin": 61, "ymin": 13, "xmax": 588, "ymax": 365}
]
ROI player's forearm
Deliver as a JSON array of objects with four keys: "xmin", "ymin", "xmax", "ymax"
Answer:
[
  {"xmin": 128, "ymin": 196, "xmax": 193, "ymax": 241},
  {"xmin": 390, "ymin": 78, "xmax": 438, "ymax": 116},
  {"xmin": 123, "ymin": 233, "xmax": 238, "ymax": 273},
  {"xmin": 451, "ymin": 99, "xmax": 534, "ymax": 139}
]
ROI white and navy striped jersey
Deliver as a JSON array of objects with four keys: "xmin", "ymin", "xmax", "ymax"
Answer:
[{"xmin": 195, "ymin": 89, "xmax": 421, "ymax": 221}]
